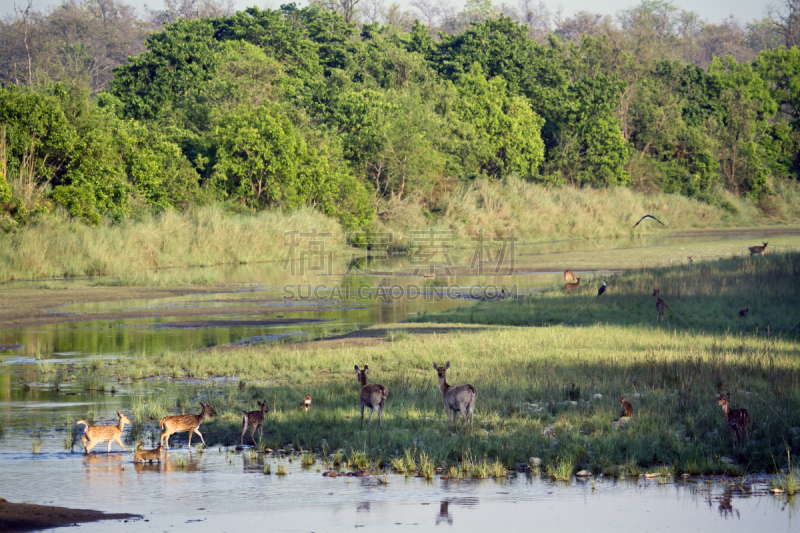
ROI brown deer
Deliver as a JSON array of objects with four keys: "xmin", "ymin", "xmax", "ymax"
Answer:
[
  {"xmin": 355, "ymin": 365, "xmax": 388, "ymax": 429},
  {"xmin": 300, "ymin": 394, "xmax": 312, "ymax": 411},
  {"xmin": 77, "ymin": 412, "xmax": 131, "ymax": 453},
  {"xmin": 565, "ymin": 278, "xmax": 581, "ymax": 293},
  {"xmin": 564, "ymin": 270, "xmax": 576, "ymax": 283},
  {"xmin": 133, "ymin": 441, "xmax": 163, "ymax": 463},
  {"xmin": 653, "ymin": 289, "xmax": 665, "ymax": 321},
  {"xmin": 620, "ymin": 398, "xmax": 634, "ymax": 418},
  {"xmin": 716, "ymin": 390, "xmax": 750, "ymax": 446},
  {"xmin": 241, "ymin": 401, "xmax": 269, "ymax": 445},
  {"xmin": 739, "ymin": 308, "xmax": 749, "ymax": 318},
  {"xmin": 160, "ymin": 402, "xmax": 216, "ymax": 450},
  {"xmin": 432, "ymin": 361, "xmax": 477, "ymax": 434},
  {"xmin": 748, "ymin": 242, "xmax": 768, "ymax": 255},
  {"xmin": 687, "ymin": 256, "xmax": 694, "ymax": 266}
]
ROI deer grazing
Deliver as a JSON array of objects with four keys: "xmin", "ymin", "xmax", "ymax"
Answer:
[
  {"xmin": 653, "ymin": 289, "xmax": 665, "ymax": 321},
  {"xmin": 134, "ymin": 441, "xmax": 163, "ymax": 463},
  {"xmin": 620, "ymin": 398, "xmax": 634, "ymax": 418},
  {"xmin": 565, "ymin": 278, "xmax": 581, "ymax": 293},
  {"xmin": 160, "ymin": 402, "xmax": 216, "ymax": 450},
  {"xmin": 355, "ymin": 365, "xmax": 388, "ymax": 429},
  {"xmin": 432, "ymin": 361, "xmax": 477, "ymax": 434},
  {"xmin": 748, "ymin": 242, "xmax": 768, "ymax": 255},
  {"xmin": 716, "ymin": 390, "xmax": 750, "ymax": 446},
  {"xmin": 299, "ymin": 394, "xmax": 312, "ymax": 411},
  {"xmin": 564, "ymin": 270, "xmax": 576, "ymax": 283},
  {"xmin": 77, "ymin": 412, "xmax": 131, "ymax": 453},
  {"xmin": 241, "ymin": 401, "xmax": 269, "ymax": 445}
]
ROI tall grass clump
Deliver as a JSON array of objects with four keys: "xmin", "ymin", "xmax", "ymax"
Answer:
[
  {"xmin": 546, "ymin": 457, "xmax": 576, "ymax": 481},
  {"xmin": 0, "ymin": 205, "xmax": 346, "ymax": 282}
]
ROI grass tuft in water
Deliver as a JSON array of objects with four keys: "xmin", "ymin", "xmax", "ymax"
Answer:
[
  {"xmin": 301, "ymin": 452, "xmax": 315, "ymax": 466},
  {"xmin": 418, "ymin": 452, "xmax": 435, "ymax": 480},
  {"xmin": 546, "ymin": 457, "xmax": 576, "ymax": 481},
  {"xmin": 276, "ymin": 462, "xmax": 287, "ymax": 475},
  {"xmin": 263, "ymin": 462, "xmax": 271, "ymax": 475},
  {"xmin": 173, "ymin": 456, "xmax": 188, "ymax": 471},
  {"xmin": 31, "ymin": 436, "xmax": 43, "ymax": 454}
]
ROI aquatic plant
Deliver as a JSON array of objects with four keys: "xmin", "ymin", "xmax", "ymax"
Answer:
[
  {"xmin": 348, "ymin": 449, "xmax": 369, "ymax": 470},
  {"xmin": 263, "ymin": 462, "xmax": 271, "ymax": 475},
  {"xmin": 546, "ymin": 457, "xmax": 576, "ymax": 481},
  {"xmin": 173, "ymin": 456, "xmax": 188, "ymax": 470},
  {"xmin": 276, "ymin": 462, "xmax": 287, "ymax": 475},
  {"xmin": 418, "ymin": 452, "xmax": 435, "ymax": 480},
  {"xmin": 301, "ymin": 452, "xmax": 315, "ymax": 466},
  {"xmin": 31, "ymin": 436, "xmax": 43, "ymax": 454}
]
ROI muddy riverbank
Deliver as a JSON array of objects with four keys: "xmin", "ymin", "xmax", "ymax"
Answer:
[{"xmin": 0, "ymin": 498, "xmax": 139, "ymax": 531}]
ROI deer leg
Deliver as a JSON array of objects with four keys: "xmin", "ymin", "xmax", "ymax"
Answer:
[
  {"xmin": 193, "ymin": 427, "xmax": 206, "ymax": 446},
  {"xmin": 108, "ymin": 440, "xmax": 113, "ymax": 453},
  {"xmin": 84, "ymin": 438, "xmax": 95, "ymax": 453},
  {"xmin": 241, "ymin": 420, "xmax": 248, "ymax": 446},
  {"xmin": 251, "ymin": 425, "xmax": 257, "ymax": 445},
  {"xmin": 368, "ymin": 406, "xmax": 374, "ymax": 427},
  {"xmin": 188, "ymin": 430, "xmax": 193, "ymax": 448},
  {"xmin": 114, "ymin": 436, "xmax": 126, "ymax": 452},
  {"xmin": 163, "ymin": 432, "xmax": 171, "ymax": 451},
  {"xmin": 361, "ymin": 404, "xmax": 365, "ymax": 428}
]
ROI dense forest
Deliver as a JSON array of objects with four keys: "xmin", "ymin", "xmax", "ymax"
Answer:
[{"xmin": 1, "ymin": 0, "xmax": 799, "ymax": 231}]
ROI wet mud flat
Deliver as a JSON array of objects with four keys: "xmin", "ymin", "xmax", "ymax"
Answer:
[{"xmin": 0, "ymin": 498, "xmax": 139, "ymax": 531}]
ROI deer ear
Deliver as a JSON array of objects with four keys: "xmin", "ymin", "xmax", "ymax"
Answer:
[
  {"xmin": 354, "ymin": 365, "xmax": 359, "ymax": 371},
  {"xmin": 364, "ymin": 365, "xmax": 368, "ymax": 372},
  {"xmin": 432, "ymin": 362, "xmax": 439, "ymax": 370},
  {"xmin": 445, "ymin": 361, "xmax": 450, "ymax": 369}
]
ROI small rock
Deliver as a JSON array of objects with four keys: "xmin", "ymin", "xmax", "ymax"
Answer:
[
  {"xmin": 593, "ymin": 394, "xmax": 603, "ymax": 400},
  {"xmin": 542, "ymin": 427, "xmax": 556, "ymax": 438},
  {"xmin": 576, "ymin": 470, "xmax": 592, "ymax": 477},
  {"xmin": 681, "ymin": 473, "xmax": 691, "ymax": 478},
  {"xmin": 771, "ymin": 488, "xmax": 786, "ymax": 494},
  {"xmin": 720, "ymin": 456, "xmax": 735, "ymax": 464},
  {"xmin": 568, "ymin": 401, "xmax": 578, "ymax": 406},
  {"xmin": 529, "ymin": 457, "xmax": 542, "ymax": 467},
  {"xmin": 642, "ymin": 473, "xmax": 662, "ymax": 478}
]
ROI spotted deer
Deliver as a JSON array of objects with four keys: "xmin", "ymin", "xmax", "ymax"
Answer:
[
  {"xmin": 564, "ymin": 270, "xmax": 576, "ymax": 283},
  {"xmin": 134, "ymin": 441, "xmax": 163, "ymax": 463},
  {"xmin": 355, "ymin": 365, "xmax": 388, "ymax": 429},
  {"xmin": 299, "ymin": 394, "xmax": 312, "ymax": 411},
  {"xmin": 565, "ymin": 278, "xmax": 581, "ymax": 294},
  {"xmin": 241, "ymin": 401, "xmax": 269, "ymax": 445},
  {"xmin": 160, "ymin": 402, "xmax": 216, "ymax": 450},
  {"xmin": 77, "ymin": 412, "xmax": 131, "ymax": 453},
  {"xmin": 432, "ymin": 361, "xmax": 477, "ymax": 434},
  {"xmin": 748, "ymin": 242, "xmax": 768, "ymax": 255},
  {"xmin": 716, "ymin": 390, "xmax": 750, "ymax": 446},
  {"xmin": 653, "ymin": 289, "xmax": 665, "ymax": 321},
  {"xmin": 620, "ymin": 398, "xmax": 634, "ymax": 418}
]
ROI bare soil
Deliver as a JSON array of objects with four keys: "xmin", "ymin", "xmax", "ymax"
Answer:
[{"xmin": 0, "ymin": 498, "xmax": 139, "ymax": 531}]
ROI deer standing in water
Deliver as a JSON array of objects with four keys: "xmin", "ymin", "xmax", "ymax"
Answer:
[
  {"xmin": 77, "ymin": 412, "xmax": 131, "ymax": 453},
  {"xmin": 653, "ymin": 289, "xmax": 665, "ymax": 321},
  {"xmin": 241, "ymin": 400, "xmax": 269, "ymax": 445},
  {"xmin": 433, "ymin": 361, "xmax": 477, "ymax": 434},
  {"xmin": 134, "ymin": 442, "xmax": 163, "ymax": 463},
  {"xmin": 748, "ymin": 242, "xmax": 768, "ymax": 255},
  {"xmin": 565, "ymin": 278, "xmax": 581, "ymax": 293},
  {"xmin": 716, "ymin": 390, "xmax": 750, "ymax": 446},
  {"xmin": 160, "ymin": 402, "xmax": 216, "ymax": 450},
  {"xmin": 564, "ymin": 270, "xmax": 576, "ymax": 283},
  {"xmin": 355, "ymin": 365, "xmax": 388, "ymax": 429}
]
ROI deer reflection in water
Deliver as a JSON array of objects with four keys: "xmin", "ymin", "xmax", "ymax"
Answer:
[
  {"xmin": 717, "ymin": 490, "xmax": 740, "ymax": 520},
  {"xmin": 436, "ymin": 501, "xmax": 453, "ymax": 526}
]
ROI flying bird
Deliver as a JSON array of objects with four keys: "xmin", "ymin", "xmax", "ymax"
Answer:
[
  {"xmin": 597, "ymin": 280, "xmax": 607, "ymax": 297},
  {"xmin": 632, "ymin": 215, "xmax": 666, "ymax": 228}
]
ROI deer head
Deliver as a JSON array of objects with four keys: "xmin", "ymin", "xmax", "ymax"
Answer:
[
  {"xmin": 257, "ymin": 400, "xmax": 268, "ymax": 414},
  {"xmin": 117, "ymin": 412, "xmax": 131, "ymax": 425},
  {"xmin": 653, "ymin": 289, "xmax": 660, "ymax": 297},
  {"xmin": 200, "ymin": 402, "xmax": 217, "ymax": 417},
  {"xmin": 355, "ymin": 365, "xmax": 369, "ymax": 383}
]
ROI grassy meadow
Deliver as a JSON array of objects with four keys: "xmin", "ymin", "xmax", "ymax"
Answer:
[
  {"xmin": 54, "ymin": 252, "xmax": 800, "ymax": 478},
  {"xmin": 3, "ymin": 180, "xmax": 800, "ymax": 283}
]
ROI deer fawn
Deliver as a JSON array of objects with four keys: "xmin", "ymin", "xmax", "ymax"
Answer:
[
  {"xmin": 77, "ymin": 412, "xmax": 130, "ymax": 453},
  {"xmin": 620, "ymin": 398, "xmax": 634, "ymax": 418},
  {"xmin": 432, "ymin": 361, "xmax": 477, "ymax": 434},
  {"xmin": 653, "ymin": 289, "xmax": 665, "ymax": 321},
  {"xmin": 565, "ymin": 278, "xmax": 581, "ymax": 293},
  {"xmin": 241, "ymin": 401, "xmax": 269, "ymax": 445},
  {"xmin": 748, "ymin": 242, "xmax": 768, "ymax": 255},
  {"xmin": 355, "ymin": 365, "xmax": 388, "ymax": 429},
  {"xmin": 564, "ymin": 270, "xmax": 576, "ymax": 283},
  {"xmin": 716, "ymin": 390, "xmax": 750, "ymax": 446},
  {"xmin": 160, "ymin": 402, "xmax": 216, "ymax": 450},
  {"xmin": 300, "ymin": 394, "xmax": 312, "ymax": 411},
  {"xmin": 134, "ymin": 441, "xmax": 163, "ymax": 463}
]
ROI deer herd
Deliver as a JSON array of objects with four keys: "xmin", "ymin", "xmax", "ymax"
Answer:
[{"xmin": 78, "ymin": 242, "xmax": 769, "ymax": 461}]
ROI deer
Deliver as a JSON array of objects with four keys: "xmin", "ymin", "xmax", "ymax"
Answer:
[
  {"xmin": 620, "ymin": 398, "xmax": 634, "ymax": 418},
  {"xmin": 739, "ymin": 308, "xmax": 749, "ymax": 318},
  {"xmin": 77, "ymin": 412, "xmax": 131, "ymax": 453},
  {"xmin": 748, "ymin": 242, "xmax": 768, "ymax": 255},
  {"xmin": 133, "ymin": 441, "xmax": 163, "ymax": 463},
  {"xmin": 241, "ymin": 400, "xmax": 269, "ymax": 445},
  {"xmin": 564, "ymin": 270, "xmax": 576, "ymax": 283},
  {"xmin": 160, "ymin": 402, "xmax": 216, "ymax": 450},
  {"xmin": 565, "ymin": 278, "xmax": 581, "ymax": 293},
  {"xmin": 653, "ymin": 289, "xmax": 665, "ymax": 321},
  {"xmin": 716, "ymin": 390, "xmax": 750, "ymax": 446},
  {"xmin": 299, "ymin": 394, "xmax": 312, "ymax": 411},
  {"xmin": 687, "ymin": 256, "xmax": 694, "ymax": 266},
  {"xmin": 432, "ymin": 361, "xmax": 477, "ymax": 434},
  {"xmin": 355, "ymin": 365, "xmax": 388, "ymax": 429}
]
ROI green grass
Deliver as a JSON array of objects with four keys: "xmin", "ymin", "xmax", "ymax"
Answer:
[{"xmin": 546, "ymin": 456, "xmax": 577, "ymax": 481}]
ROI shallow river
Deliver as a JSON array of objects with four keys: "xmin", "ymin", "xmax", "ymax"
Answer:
[{"xmin": 1, "ymin": 227, "xmax": 799, "ymax": 531}]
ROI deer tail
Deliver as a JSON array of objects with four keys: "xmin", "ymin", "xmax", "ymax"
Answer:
[
  {"xmin": 77, "ymin": 420, "xmax": 88, "ymax": 427},
  {"xmin": 381, "ymin": 388, "xmax": 388, "ymax": 398},
  {"xmin": 136, "ymin": 441, "xmax": 143, "ymax": 450},
  {"xmin": 159, "ymin": 417, "xmax": 166, "ymax": 430}
]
